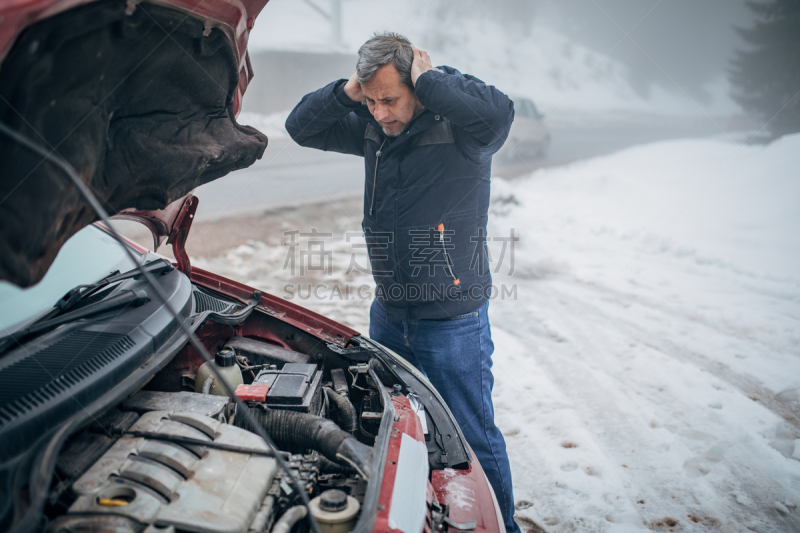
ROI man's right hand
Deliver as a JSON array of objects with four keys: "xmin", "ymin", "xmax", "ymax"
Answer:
[{"xmin": 343, "ymin": 71, "xmax": 366, "ymax": 103}]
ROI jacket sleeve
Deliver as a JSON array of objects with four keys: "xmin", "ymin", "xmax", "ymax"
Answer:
[
  {"xmin": 285, "ymin": 80, "xmax": 367, "ymax": 157},
  {"xmin": 413, "ymin": 69, "xmax": 514, "ymax": 153}
]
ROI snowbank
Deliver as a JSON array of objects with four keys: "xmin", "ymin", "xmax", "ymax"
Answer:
[{"xmin": 509, "ymin": 134, "xmax": 797, "ymax": 274}]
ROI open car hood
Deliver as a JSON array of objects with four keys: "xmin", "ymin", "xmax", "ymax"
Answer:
[{"xmin": 0, "ymin": 0, "xmax": 270, "ymax": 288}]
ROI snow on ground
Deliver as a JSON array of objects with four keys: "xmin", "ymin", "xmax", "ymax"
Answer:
[
  {"xmin": 194, "ymin": 133, "xmax": 800, "ymax": 531},
  {"xmin": 488, "ymin": 133, "xmax": 800, "ymax": 532}
]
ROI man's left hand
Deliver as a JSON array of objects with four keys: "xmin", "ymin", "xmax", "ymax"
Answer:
[{"xmin": 411, "ymin": 45, "xmax": 434, "ymax": 86}]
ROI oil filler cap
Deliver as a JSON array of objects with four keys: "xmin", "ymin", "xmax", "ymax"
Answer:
[
  {"xmin": 319, "ymin": 489, "xmax": 348, "ymax": 512},
  {"xmin": 215, "ymin": 347, "xmax": 236, "ymax": 367}
]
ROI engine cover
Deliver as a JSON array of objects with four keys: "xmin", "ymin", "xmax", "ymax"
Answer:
[{"xmin": 52, "ymin": 411, "xmax": 277, "ymax": 533}]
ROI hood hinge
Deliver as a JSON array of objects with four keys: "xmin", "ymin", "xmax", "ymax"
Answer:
[{"xmin": 167, "ymin": 195, "xmax": 198, "ymax": 278}]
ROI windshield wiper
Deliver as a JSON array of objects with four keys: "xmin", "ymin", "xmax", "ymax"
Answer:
[
  {"xmin": 54, "ymin": 258, "xmax": 172, "ymax": 315},
  {"xmin": 0, "ymin": 259, "xmax": 170, "ymax": 355},
  {"xmin": 0, "ymin": 289, "xmax": 150, "ymax": 354}
]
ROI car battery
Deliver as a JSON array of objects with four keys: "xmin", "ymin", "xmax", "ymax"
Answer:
[{"xmin": 252, "ymin": 363, "xmax": 323, "ymax": 414}]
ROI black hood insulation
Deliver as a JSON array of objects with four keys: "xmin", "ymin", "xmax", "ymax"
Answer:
[{"xmin": 0, "ymin": 0, "xmax": 268, "ymax": 287}]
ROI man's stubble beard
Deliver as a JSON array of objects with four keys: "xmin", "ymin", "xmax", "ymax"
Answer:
[{"xmin": 381, "ymin": 103, "xmax": 424, "ymax": 137}]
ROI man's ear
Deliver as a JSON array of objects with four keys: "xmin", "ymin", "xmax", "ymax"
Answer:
[{"xmin": 414, "ymin": 95, "xmax": 425, "ymax": 114}]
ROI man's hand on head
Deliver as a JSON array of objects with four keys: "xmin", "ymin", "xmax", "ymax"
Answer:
[
  {"xmin": 344, "ymin": 71, "xmax": 366, "ymax": 103},
  {"xmin": 411, "ymin": 46, "xmax": 435, "ymax": 86}
]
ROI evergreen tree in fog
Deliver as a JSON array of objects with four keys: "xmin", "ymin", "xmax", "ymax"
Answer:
[{"xmin": 729, "ymin": 0, "xmax": 800, "ymax": 136}]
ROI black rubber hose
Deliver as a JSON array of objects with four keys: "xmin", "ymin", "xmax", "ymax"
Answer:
[
  {"xmin": 324, "ymin": 387, "xmax": 358, "ymax": 434},
  {"xmin": 272, "ymin": 506, "xmax": 307, "ymax": 533},
  {"xmin": 317, "ymin": 455, "xmax": 356, "ymax": 475},
  {"xmin": 239, "ymin": 409, "xmax": 373, "ymax": 479}
]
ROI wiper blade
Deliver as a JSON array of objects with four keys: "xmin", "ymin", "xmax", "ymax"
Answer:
[
  {"xmin": 55, "ymin": 258, "xmax": 172, "ymax": 314},
  {"xmin": 0, "ymin": 290, "xmax": 149, "ymax": 354},
  {"xmin": 11, "ymin": 259, "xmax": 171, "ymax": 339},
  {"xmin": 0, "ymin": 260, "xmax": 170, "ymax": 355}
]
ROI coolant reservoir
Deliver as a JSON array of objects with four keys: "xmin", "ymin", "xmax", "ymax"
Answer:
[
  {"xmin": 195, "ymin": 347, "xmax": 243, "ymax": 397},
  {"xmin": 309, "ymin": 490, "xmax": 360, "ymax": 533}
]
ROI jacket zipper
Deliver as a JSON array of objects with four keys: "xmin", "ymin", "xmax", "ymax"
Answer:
[
  {"xmin": 369, "ymin": 139, "xmax": 387, "ymax": 217},
  {"xmin": 438, "ymin": 223, "xmax": 460, "ymax": 285}
]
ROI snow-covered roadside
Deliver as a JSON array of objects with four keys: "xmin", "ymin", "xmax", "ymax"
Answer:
[
  {"xmin": 489, "ymin": 134, "xmax": 800, "ymax": 531},
  {"xmin": 193, "ymin": 134, "xmax": 800, "ymax": 531}
]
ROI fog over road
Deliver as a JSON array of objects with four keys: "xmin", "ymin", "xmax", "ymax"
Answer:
[{"xmin": 194, "ymin": 113, "xmax": 735, "ymax": 222}]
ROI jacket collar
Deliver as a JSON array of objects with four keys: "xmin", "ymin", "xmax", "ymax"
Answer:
[{"xmin": 363, "ymin": 108, "xmax": 441, "ymax": 148}]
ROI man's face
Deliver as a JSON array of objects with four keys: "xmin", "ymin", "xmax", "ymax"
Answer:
[{"xmin": 361, "ymin": 63, "xmax": 423, "ymax": 137}]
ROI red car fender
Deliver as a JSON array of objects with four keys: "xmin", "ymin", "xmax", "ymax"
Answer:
[
  {"xmin": 430, "ymin": 452, "xmax": 506, "ymax": 533},
  {"xmin": 372, "ymin": 395, "xmax": 504, "ymax": 533},
  {"xmin": 373, "ymin": 393, "xmax": 432, "ymax": 533}
]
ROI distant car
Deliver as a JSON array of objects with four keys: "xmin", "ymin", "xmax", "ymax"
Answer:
[
  {"xmin": 498, "ymin": 96, "xmax": 550, "ymax": 161},
  {"xmin": 0, "ymin": 2, "xmax": 505, "ymax": 533}
]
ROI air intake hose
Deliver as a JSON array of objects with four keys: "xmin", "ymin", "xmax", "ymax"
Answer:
[
  {"xmin": 324, "ymin": 387, "xmax": 358, "ymax": 434},
  {"xmin": 239, "ymin": 408, "xmax": 372, "ymax": 479}
]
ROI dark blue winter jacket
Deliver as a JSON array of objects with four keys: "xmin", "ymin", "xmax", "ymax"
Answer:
[{"xmin": 286, "ymin": 67, "xmax": 514, "ymax": 322}]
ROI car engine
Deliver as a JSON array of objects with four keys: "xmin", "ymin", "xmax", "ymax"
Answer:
[
  {"xmin": 45, "ymin": 331, "xmax": 377, "ymax": 533},
  {"xmin": 0, "ymin": 265, "xmax": 473, "ymax": 533}
]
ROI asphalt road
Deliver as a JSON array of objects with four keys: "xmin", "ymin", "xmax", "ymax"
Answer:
[
  {"xmin": 194, "ymin": 139, "xmax": 364, "ymax": 222},
  {"xmin": 194, "ymin": 113, "xmax": 732, "ymax": 222}
]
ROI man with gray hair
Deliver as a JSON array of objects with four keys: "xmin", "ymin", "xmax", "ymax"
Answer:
[{"xmin": 286, "ymin": 32, "xmax": 518, "ymax": 532}]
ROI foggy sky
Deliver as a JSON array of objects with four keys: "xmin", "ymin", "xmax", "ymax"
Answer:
[
  {"xmin": 536, "ymin": 0, "xmax": 755, "ymax": 101},
  {"xmin": 251, "ymin": 0, "xmax": 758, "ymax": 104}
]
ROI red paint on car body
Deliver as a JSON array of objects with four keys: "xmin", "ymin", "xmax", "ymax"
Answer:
[
  {"xmin": 190, "ymin": 266, "xmax": 359, "ymax": 348},
  {"xmin": 165, "ymin": 195, "xmax": 198, "ymax": 278},
  {"xmin": 430, "ymin": 456, "xmax": 504, "ymax": 533},
  {"xmin": 372, "ymin": 393, "xmax": 433, "ymax": 533}
]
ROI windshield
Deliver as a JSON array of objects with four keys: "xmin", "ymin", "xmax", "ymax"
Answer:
[{"xmin": 0, "ymin": 225, "xmax": 141, "ymax": 335}]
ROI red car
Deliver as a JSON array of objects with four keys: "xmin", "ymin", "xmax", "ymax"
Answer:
[{"xmin": 0, "ymin": 2, "xmax": 506, "ymax": 533}]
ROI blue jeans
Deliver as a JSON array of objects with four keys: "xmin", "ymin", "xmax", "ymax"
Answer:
[{"xmin": 369, "ymin": 300, "xmax": 519, "ymax": 533}]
